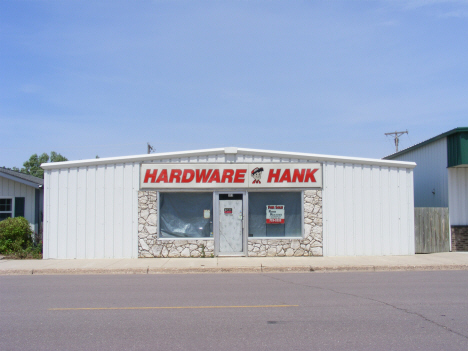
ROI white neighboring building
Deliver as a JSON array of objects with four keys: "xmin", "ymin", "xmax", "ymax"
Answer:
[
  {"xmin": 0, "ymin": 167, "xmax": 44, "ymax": 239},
  {"xmin": 384, "ymin": 127, "xmax": 468, "ymax": 251},
  {"xmin": 42, "ymin": 147, "xmax": 416, "ymax": 259}
]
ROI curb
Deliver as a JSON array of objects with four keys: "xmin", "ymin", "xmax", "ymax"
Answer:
[{"xmin": 1, "ymin": 264, "xmax": 468, "ymax": 275}]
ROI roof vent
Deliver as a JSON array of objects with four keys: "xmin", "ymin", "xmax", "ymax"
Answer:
[{"xmin": 224, "ymin": 147, "xmax": 238, "ymax": 155}]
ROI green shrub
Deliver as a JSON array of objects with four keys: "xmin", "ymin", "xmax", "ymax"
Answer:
[{"xmin": 0, "ymin": 217, "xmax": 34, "ymax": 255}]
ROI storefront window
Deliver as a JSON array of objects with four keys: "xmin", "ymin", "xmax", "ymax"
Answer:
[
  {"xmin": 248, "ymin": 192, "xmax": 302, "ymax": 238},
  {"xmin": 159, "ymin": 192, "xmax": 213, "ymax": 239}
]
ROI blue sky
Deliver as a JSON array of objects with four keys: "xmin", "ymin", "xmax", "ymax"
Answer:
[{"xmin": 1, "ymin": 0, "xmax": 467, "ymax": 168}]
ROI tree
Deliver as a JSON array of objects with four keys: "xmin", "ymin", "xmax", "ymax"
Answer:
[
  {"xmin": 49, "ymin": 151, "xmax": 68, "ymax": 163},
  {"xmin": 17, "ymin": 152, "xmax": 68, "ymax": 179}
]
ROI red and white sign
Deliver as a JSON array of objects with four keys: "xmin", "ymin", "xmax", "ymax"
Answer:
[
  {"xmin": 266, "ymin": 205, "xmax": 285, "ymax": 224},
  {"xmin": 140, "ymin": 163, "xmax": 322, "ymax": 189}
]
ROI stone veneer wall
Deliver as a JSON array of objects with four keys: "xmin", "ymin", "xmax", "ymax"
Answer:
[
  {"xmin": 138, "ymin": 191, "xmax": 214, "ymax": 258},
  {"xmin": 138, "ymin": 190, "xmax": 323, "ymax": 258},
  {"xmin": 451, "ymin": 226, "xmax": 468, "ymax": 252}
]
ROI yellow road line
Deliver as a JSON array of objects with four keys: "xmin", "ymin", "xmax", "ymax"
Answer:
[{"xmin": 49, "ymin": 304, "xmax": 298, "ymax": 311}]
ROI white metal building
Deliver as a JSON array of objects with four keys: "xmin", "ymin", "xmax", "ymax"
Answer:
[
  {"xmin": 0, "ymin": 167, "xmax": 44, "ymax": 239},
  {"xmin": 42, "ymin": 147, "xmax": 416, "ymax": 259},
  {"xmin": 384, "ymin": 127, "xmax": 468, "ymax": 251}
]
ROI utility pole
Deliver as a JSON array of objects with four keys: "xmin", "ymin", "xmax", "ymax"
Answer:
[
  {"xmin": 385, "ymin": 130, "xmax": 408, "ymax": 153},
  {"xmin": 147, "ymin": 142, "xmax": 155, "ymax": 154}
]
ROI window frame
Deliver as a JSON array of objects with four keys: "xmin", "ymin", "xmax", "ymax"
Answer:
[
  {"xmin": 154, "ymin": 189, "xmax": 305, "ymax": 241},
  {"xmin": 246, "ymin": 190, "xmax": 304, "ymax": 239},
  {"xmin": 157, "ymin": 191, "xmax": 215, "ymax": 240},
  {"xmin": 0, "ymin": 197, "xmax": 14, "ymax": 220}
]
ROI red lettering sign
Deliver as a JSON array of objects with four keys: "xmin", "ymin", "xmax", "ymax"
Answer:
[
  {"xmin": 196, "ymin": 169, "xmax": 212, "ymax": 183},
  {"xmin": 181, "ymin": 169, "xmax": 195, "ymax": 183},
  {"xmin": 267, "ymin": 169, "xmax": 281, "ymax": 182},
  {"xmin": 169, "ymin": 169, "xmax": 182, "ymax": 183},
  {"xmin": 267, "ymin": 168, "xmax": 317, "ymax": 183},
  {"xmin": 304, "ymin": 169, "xmax": 318, "ymax": 182},
  {"xmin": 141, "ymin": 164, "xmax": 321, "ymax": 188},
  {"xmin": 156, "ymin": 169, "xmax": 168, "ymax": 183},
  {"xmin": 221, "ymin": 169, "xmax": 234, "ymax": 183},
  {"xmin": 292, "ymin": 169, "xmax": 304, "ymax": 182},
  {"xmin": 144, "ymin": 169, "xmax": 157, "ymax": 183},
  {"xmin": 234, "ymin": 169, "xmax": 246, "ymax": 183},
  {"xmin": 279, "ymin": 169, "xmax": 291, "ymax": 183},
  {"xmin": 208, "ymin": 169, "xmax": 220, "ymax": 183}
]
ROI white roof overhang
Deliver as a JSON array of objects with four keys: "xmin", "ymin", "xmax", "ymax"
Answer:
[{"xmin": 41, "ymin": 147, "xmax": 416, "ymax": 170}]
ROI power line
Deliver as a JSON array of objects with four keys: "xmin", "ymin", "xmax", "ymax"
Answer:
[{"xmin": 385, "ymin": 130, "xmax": 408, "ymax": 153}]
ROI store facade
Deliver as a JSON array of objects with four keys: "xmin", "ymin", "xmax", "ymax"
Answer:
[
  {"xmin": 138, "ymin": 163, "xmax": 323, "ymax": 257},
  {"xmin": 42, "ymin": 147, "xmax": 416, "ymax": 259}
]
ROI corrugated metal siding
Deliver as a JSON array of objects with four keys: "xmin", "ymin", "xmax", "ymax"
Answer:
[
  {"xmin": 235, "ymin": 154, "xmax": 309, "ymax": 163},
  {"xmin": 43, "ymin": 163, "xmax": 139, "ymax": 259},
  {"xmin": 149, "ymin": 153, "xmax": 228, "ymax": 163},
  {"xmin": 322, "ymin": 162, "xmax": 414, "ymax": 256},
  {"xmin": 43, "ymin": 152, "xmax": 415, "ymax": 258},
  {"xmin": 148, "ymin": 154, "xmax": 314, "ymax": 164},
  {"xmin": 0, "ymin": 177, "xmax": 36, "ymax": 225},
  {"xmin": 448, "ymin": 167, "xmax": 468, "ymax": 225},
  {"xmin": 391, "ymin": 137, "xmax": 448, "ymax": 207}
]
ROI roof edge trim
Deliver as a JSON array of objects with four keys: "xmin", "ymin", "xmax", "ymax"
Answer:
[
  {"xmin": 237, "ymin": 148, "xmax": 416, "ymax": 168},
  {"xmin": 41, "ymin": 148, "xmax": 227, "ymax": 169},
  {"xmin": 0, "ymin": 173, "xmax": 42, "ymax": 189},
  {"xmin": 41, "ymin": 147, "xmax": 416, "ymax": 170}
]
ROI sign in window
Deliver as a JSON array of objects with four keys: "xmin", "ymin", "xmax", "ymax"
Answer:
[
  {"xmin": 248, "ymin": 192, "xmax": 301, "ymax": 237},
  {"xmin": 266, "ymin": 205, "xmax": 285, "ymax": 224}
]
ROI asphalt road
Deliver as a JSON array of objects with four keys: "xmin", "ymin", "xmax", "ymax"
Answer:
[{"xmin": 1, "ymin": 271, "xmax": 468, "ymax": 351}]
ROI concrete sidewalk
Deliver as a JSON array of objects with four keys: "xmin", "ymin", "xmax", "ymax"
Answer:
[{"xmin": 1, "ymin": 252, "xmax": 468, "ymax": 275}]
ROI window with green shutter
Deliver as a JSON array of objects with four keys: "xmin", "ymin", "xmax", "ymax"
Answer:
[{"xmin": 14, "ymin": 197, "xmax": 25, "ymax": 217}]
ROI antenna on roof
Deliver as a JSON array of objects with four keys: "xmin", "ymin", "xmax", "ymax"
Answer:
[
  {"xmin": 385, "ymin": 130, "xmax": 408, "ymax": 153},
  {"xmin": 147, "ymin": 142, "xmax": 155, "ymax": 154}
]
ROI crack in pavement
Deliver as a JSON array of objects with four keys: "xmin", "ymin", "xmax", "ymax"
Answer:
[{"xmin": 261, "ymin": 273, "xmax": 468, "ymax": 341}]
